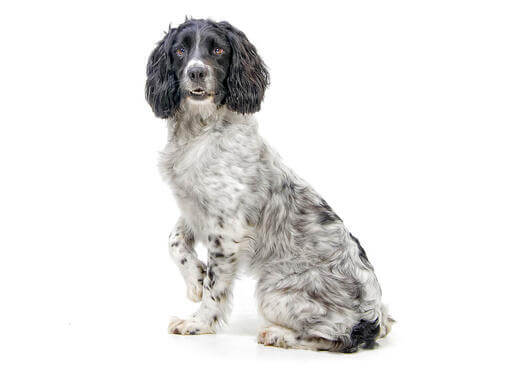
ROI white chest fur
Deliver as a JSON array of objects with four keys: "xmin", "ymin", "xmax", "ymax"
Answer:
[{"xmin": 158, "ymin": 115, "xmax": 262, "ymax": 240}]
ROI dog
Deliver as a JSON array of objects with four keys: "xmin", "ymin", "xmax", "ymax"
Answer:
[{"xmin": 145, "ymin": 18, "xmax": 393, "ymax": 352}]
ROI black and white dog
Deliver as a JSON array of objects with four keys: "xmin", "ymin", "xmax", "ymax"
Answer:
[{"xmin": 146, "ymin": 18, "xmax": 393, "ymax": 352}]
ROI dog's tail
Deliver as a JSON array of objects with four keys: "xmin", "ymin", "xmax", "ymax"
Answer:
[{"xmin": 328, "ymin": 304, "xmax": 395, "ymax": 353}]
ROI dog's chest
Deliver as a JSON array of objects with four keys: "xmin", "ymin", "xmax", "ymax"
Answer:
[{"xmin": 159, "ymin": 131, "xmax": 252, "ymax": 234}]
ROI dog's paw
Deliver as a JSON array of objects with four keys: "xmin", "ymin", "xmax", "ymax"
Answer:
[
  {"xmin": 168, "ymin": 317, "xmax": 214, "ymax": 335},
  {"xmin": 257, "ymin": 326, "xmax": 293, "ymax": 348}
]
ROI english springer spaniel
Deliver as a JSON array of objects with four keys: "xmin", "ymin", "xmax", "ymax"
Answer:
[{"xmin": 145, "ymin": 18, "xmax": 393, "ymax": 352}]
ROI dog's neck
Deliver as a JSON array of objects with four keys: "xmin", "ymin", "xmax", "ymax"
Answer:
[{"xmin": 167, "ymin": 105, "xmax": 248, "ymax": 144}]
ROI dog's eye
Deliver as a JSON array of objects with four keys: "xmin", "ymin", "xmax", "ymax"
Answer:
[
  {"xmin": 213, "ymin": 47, "xmax": 224, "ymax": 55},
  {"xmin": 176, "ymin": 47, "xmax": 186, "ymax": 57}
]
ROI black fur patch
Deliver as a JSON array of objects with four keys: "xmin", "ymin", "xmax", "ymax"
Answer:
[
  {"xmin": 318, "ymin": 210, "xmax": 340, "ymax": 225},
  {"xmin": 349, "ymin": 233, "xmax": 373, "ymax": 270},
  {"xmin": 207, "ymin": 267, "xmax": 215, "ymax": 281},
  {"xmin": 145, "ymin": 28, "xmax": 180, "ymax": 118},
  {"xmin": 220, "ymin": 21, "xmax": 269, "ymax": 114},
  {"xmin": 207, "ymin": 265, "xmax": 216, "ymax": 288},
  {"xmin": 342, "ymin": 319, "xmax": 380, "ymax": 353}
]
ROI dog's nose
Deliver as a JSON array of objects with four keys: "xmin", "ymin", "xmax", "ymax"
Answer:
[{"xmin": 187, "ymin": 66, "xmax": 208, "ymax": 81}]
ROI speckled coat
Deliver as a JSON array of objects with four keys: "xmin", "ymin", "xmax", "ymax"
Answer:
[
  {"xmin": 160, "ymin": 107, "xmax": 392, "ymax": 352},
  {"xmin": 146, "ymin": 19, "xmax": 392, "ymax": 352}
]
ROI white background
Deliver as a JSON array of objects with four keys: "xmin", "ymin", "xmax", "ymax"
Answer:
[{"xmin": 1, "ymin": 0, "xmax": 509, "ymax": 389}]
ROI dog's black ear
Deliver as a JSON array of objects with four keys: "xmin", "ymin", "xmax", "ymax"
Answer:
[
  {"xmin": 145, "ymin": 28, "xmax": 180, "ymax": 118},
  {"xmin": 219, "ymin": 22, "xmax": 269, "ymax": 114}
]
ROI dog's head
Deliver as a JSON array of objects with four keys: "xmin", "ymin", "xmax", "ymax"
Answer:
[{"xmin": 146, "ymin": 19, "xmax": 269, "ymax": 119}]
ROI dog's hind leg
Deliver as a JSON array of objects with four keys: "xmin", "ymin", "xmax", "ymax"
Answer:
[
  {"xmin": 256, "ymin": 263, "xmax": 380, "ymax": 352},
  {"xmin": 257, "ymin": 323, "xmax": 341, "ymax": 351},
  {"xmin": 256, "ymin": 277, "xmax": 346, "ymax": 351}
]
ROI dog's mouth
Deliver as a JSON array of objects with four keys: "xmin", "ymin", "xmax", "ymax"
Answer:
[{"xmin": 188, "ymin": 88, "xmax": 214, "ymax": 100}]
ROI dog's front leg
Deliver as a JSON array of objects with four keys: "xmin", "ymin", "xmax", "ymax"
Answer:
[
  {"xmin": 168, "ymin": 233, "xmax": 240, "ymax": 335},
  {"xmin": 168, "ymin": 218, "xmax": 206, "ymax": 303}
]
